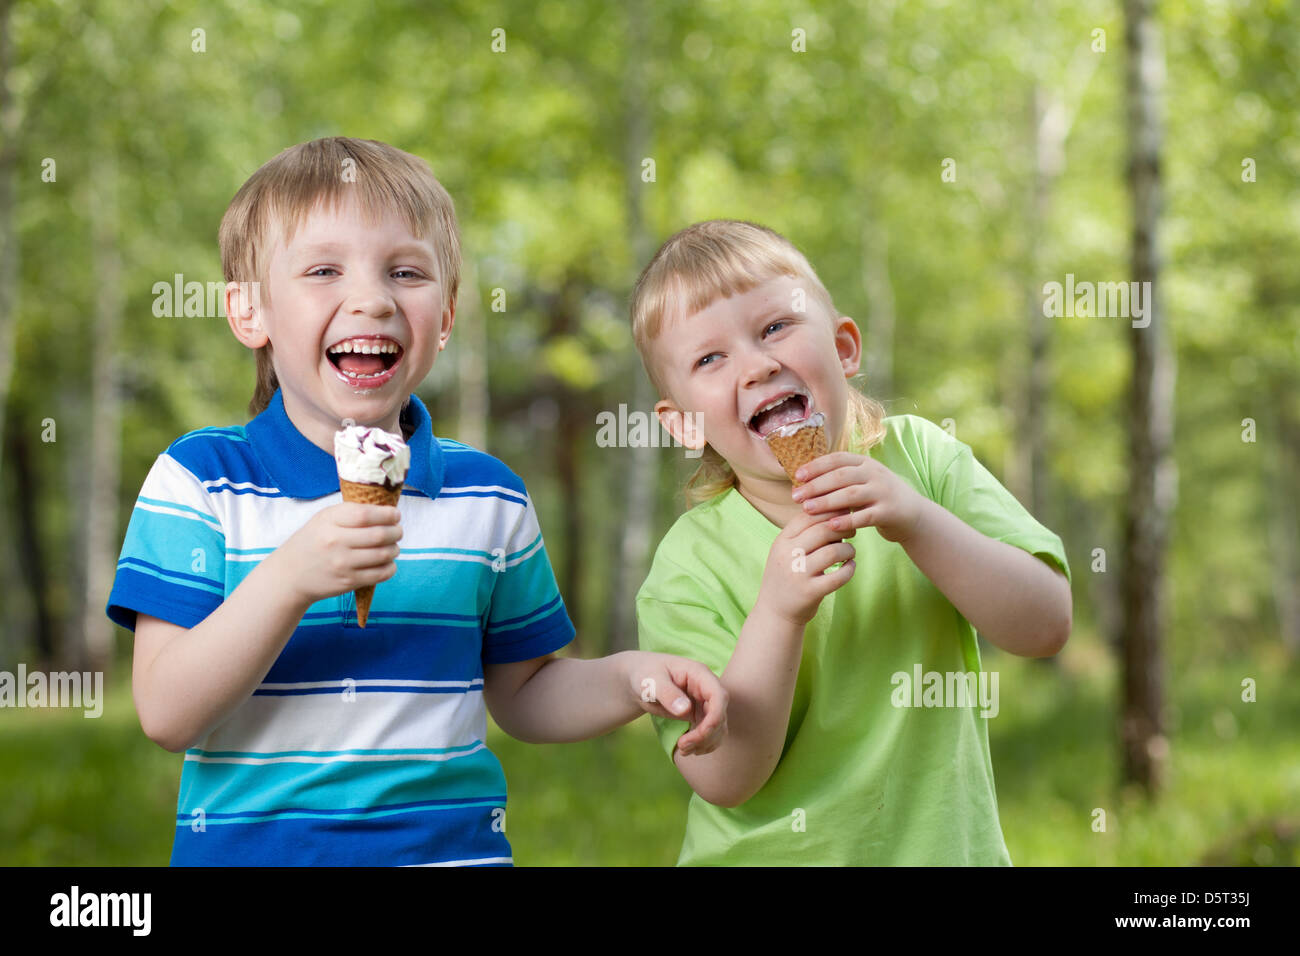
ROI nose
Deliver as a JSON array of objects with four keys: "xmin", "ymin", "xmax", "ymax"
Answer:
[
  {"xmin": 739, "ymin": 345, "xmax": 780, "ymax": 388},
  {"xmin": 345, "ymin": 273, "xmax": 396, "ymax": 319}
]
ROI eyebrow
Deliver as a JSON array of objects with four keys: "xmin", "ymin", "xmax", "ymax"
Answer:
[{"xmin": 755, "ymin": 303, "xmax": 797, "ymax": 321}]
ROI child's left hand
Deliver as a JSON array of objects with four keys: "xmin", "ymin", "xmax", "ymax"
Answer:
[
  {"xmin": 790, "ymin": 453, "xmax": 927, "ymax": 544},
  {"xmin": 621, "ymin": 652, "xmax": 728, "ymax": 756}
]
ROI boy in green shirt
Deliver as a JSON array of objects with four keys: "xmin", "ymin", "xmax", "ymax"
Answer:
[{"xmin": 630, "ymin": 220, "xmax": 1072, "ymax": 864}]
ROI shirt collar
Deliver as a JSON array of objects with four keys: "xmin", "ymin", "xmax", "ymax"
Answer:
[{"xmin": 245, "ymin": 389, "xmax": 444, "ymax": 499}]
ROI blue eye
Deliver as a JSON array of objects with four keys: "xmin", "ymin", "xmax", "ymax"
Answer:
[
  {"xmin": 696, "ymin": 353, "xmax": 719, "ymax": 368},
  {"xmin": 308, "ymin": 267, "xmax": 338, "ymax": 276},
  {"xmin": 765, "ymin": 320, "xmax": 788, "ymax": 335}
]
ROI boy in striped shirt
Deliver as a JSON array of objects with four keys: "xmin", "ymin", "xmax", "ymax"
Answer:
[{"xmin": 106, "ymin": 137, "xmax": 726, "ymax": 866}]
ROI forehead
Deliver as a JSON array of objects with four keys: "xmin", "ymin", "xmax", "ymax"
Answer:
[
  {"xmin": 273, "ymin": 195, "xmax": 434, "ymax": 255},
  {"xmin": 665, "ymin": 274, "xmax": 821, "ymax": 336},
  {"xmin": 289, "ymin": 195, "xmax": 416, "ymax": 243}
]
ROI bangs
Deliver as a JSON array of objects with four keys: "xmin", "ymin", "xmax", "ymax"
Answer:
[
  {"xmin": 632, "ymin": 220, "xmax": 836, "ymax": 354},
  {"xmin": 220, "ymin": 137, "xmax": 460, "ymax": 303},
  {"xmin": 270, "ymin": 149, "xmax": 441, "ymax": 250}
]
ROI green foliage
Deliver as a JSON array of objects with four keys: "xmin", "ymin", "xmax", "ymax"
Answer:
[
  {"xmin": 2, "ymin": 0, "xmax": 1296, "ymax": 864},
  {"xmin": 4, "ymin": 643, "xmax": 1296, "ymax": 865}
]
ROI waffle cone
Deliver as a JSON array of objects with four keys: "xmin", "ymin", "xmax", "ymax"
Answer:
[
  {"xmin": 767, "ymin": 424, "xmax": 828, "ymax": 485},
  {"xmin": 339, "ymin": 478, "xmax": 403, "ymax": 628}
]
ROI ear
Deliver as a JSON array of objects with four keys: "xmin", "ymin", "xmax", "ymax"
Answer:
[
  {"xmin": 835, "ymin": 315, "xmax": 863, "ymax": 378},
  {"xmin": 225, "ymin": 281, "xmax": 268, "ymax": 349},
  {"xmin": 437, "ymin": 296, "xmax": 457, "ymax": 351},
  {"xmin": 655, "ymin": 398, "xmax": 707, "ymax": 451}
]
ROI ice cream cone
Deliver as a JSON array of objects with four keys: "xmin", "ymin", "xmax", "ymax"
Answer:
[
  {"xmin": 334, "ymin": 424, "xmax": 411, "ymax": 629},
  {"xmin": 338, "ymin": 478, "xmax": 403, "ymax": 628},
  {"xmin": 766, "ymin": 413, "xmax": 827, "ymax": 486}
]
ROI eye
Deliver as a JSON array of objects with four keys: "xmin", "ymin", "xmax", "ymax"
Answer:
[
  {"xmin": 308, "ymin": 267, "xmax": 338, "ymax": 276},
  {"xmin": 764, "ymin": 319, "xmax": 788, "ymax": 336},
  {"xmin": 696, "ymin": 353, "xmax": 720, "ymax": 369},
  {"xmin": 392, "ymin": 269, "xmax": 422, "ymax": 279}
]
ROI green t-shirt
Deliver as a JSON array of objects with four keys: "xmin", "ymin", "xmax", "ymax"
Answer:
[{"xmin": 636, "ymin": 414, "xmax": 1071, "ymax": 865}]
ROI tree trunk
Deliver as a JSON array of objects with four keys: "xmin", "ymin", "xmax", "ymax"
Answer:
[
  {"xmin": 548, "ymin": 276, "xmax": 585, "ymax": 656},
  {"xmin": 455, "ymin": 257, "xmax": 489, "ymax": 451},
  {"xmin": 1270, "ymin": 400, "xmax": 1300, "ymax": 656},
  {"xmin": 78, "ymin": 146, "xmax": 124, "ymax": 672},
  {"xmin": 859, "ymin": 1, "xmax": 894, "ymax": 404},
  {"xmin": 0, "ymin": 0, "xmax": 21, "ymax": 669},
  {"xmin": 1017, "ymin": 83, "xmax": 1064, "ymax": 519},
  {"xmin": 606, "ymin": 0, "xmax": 657, "ymax": 655},
  {"xmin": 1120, "ymin": 0, "xmax": 1175, "ymax": 794},
  {"xmin": 0, "ymin": 0, "xmax": 18, "ymax": 476},
  {"xmin": 5, "ymin": 423, "xmax": 54, "ymax": 670},
  {"xmin": 861, "ymin": 217, "xmax": 895, "ymax": 403}
]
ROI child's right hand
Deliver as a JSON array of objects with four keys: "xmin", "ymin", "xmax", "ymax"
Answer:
[
  {"xmin": 276, "ymin": 503, "xmax": 403, "ymax": 607},
  {"xmin": 755, "ymin": 510, "xmax": 856, "ymax": 627}
]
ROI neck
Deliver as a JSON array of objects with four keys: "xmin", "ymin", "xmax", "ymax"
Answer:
[
  {"xmin": 281, "ymin": 396, "xmax": 404, "ymax": 457},
  {"xmin": 735, "ymin": 476, "xmax": 802, "ymax": 528}
]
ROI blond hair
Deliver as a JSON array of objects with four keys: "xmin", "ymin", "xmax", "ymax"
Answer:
[
  {"xmin": 218, "ymin": 137, "xmax": 461, "ymax": 415},
  {"xmin": 630, "ymin": 220, "xmax": 887, "ymax": 506}
]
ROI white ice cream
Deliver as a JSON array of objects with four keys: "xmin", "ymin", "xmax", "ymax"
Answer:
[
  {"xmin": 334, "ymin": 425, "xmax": 410, "ymax": 488},
  {"xmin": 765, "ymin": 411, "xmax": 825, "ymax": 440}
]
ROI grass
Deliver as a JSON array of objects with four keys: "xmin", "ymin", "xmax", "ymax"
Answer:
[{"xmin": 2, "ymin": 633, "xmax": 1297, "ymax": 865}]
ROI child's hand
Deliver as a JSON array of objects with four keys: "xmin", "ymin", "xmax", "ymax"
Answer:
[
  {"xmin": 790, "ymin": 453, "xmax": 925, "ymax": 543},
  {"xmin": 276, "ymin": 503, "xmax": 403, "ymax": 607},
  {"xmin": 622, "ymin": 652, "xmax": 728, "ymax": 756},
  {"xmin": 756, "ymin": 509, "xmax": 858, "ymax": 627}
]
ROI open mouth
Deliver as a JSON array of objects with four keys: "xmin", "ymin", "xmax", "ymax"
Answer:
[
  {"xmin": 327, "ymin": 337, "xmax": 404, "ymax": 385},
  {"xmin": 749, "ymin": 392, "xmax": 811, "ymax": 438}
]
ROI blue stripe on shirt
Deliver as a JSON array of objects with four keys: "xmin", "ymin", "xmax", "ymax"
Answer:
[
  {"xmin": 176, "ymin": 745, "xmax": 506, "ymax": 817},
  {"xmin": 170, "ymin": 801, "xmax": 512, "ymax": 867}
]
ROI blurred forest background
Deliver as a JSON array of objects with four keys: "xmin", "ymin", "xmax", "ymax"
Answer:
[{"xmin": 1, "ymin": 0, "xmax": 1297, "ymax": 866}]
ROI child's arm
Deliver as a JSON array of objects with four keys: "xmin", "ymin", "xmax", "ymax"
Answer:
[
  {"xmin": 132, "ymin": 503, "xmax": 402, "ymax": 752},
  {"xmin": 895, "ymin": 498, "xmax": 1070, "ymax": 656},
  {"xmin": 655, "ymin": 510, "xmax": 857, "ymax": 807},
  {"xmin": 482, "ymin": 650, "xmax": 727, "ymax": 755},
  {"xmin": 793, "ymin": 452, "xmax": 1072, "ymax": 657}
]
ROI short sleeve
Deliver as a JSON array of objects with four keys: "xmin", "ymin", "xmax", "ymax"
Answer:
[
  {"xmin": 482, "ymin": 495, "xmax": 575, "ymax": 665},
  {"xmin": 926, "ymin": 425, "xmax": 1071, "ymax": 584},
  {"xmin": 636, "ymin": 554, "xmax": 737, "ymax": 760},
  {"xmin": 106, "ymin": 455, "xmax": 228, "ymax": 632}
]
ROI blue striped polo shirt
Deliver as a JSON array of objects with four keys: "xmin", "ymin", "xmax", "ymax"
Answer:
[{"xmin": 106, "ymin": 389, "xmax": 575, "ymax": 866}]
